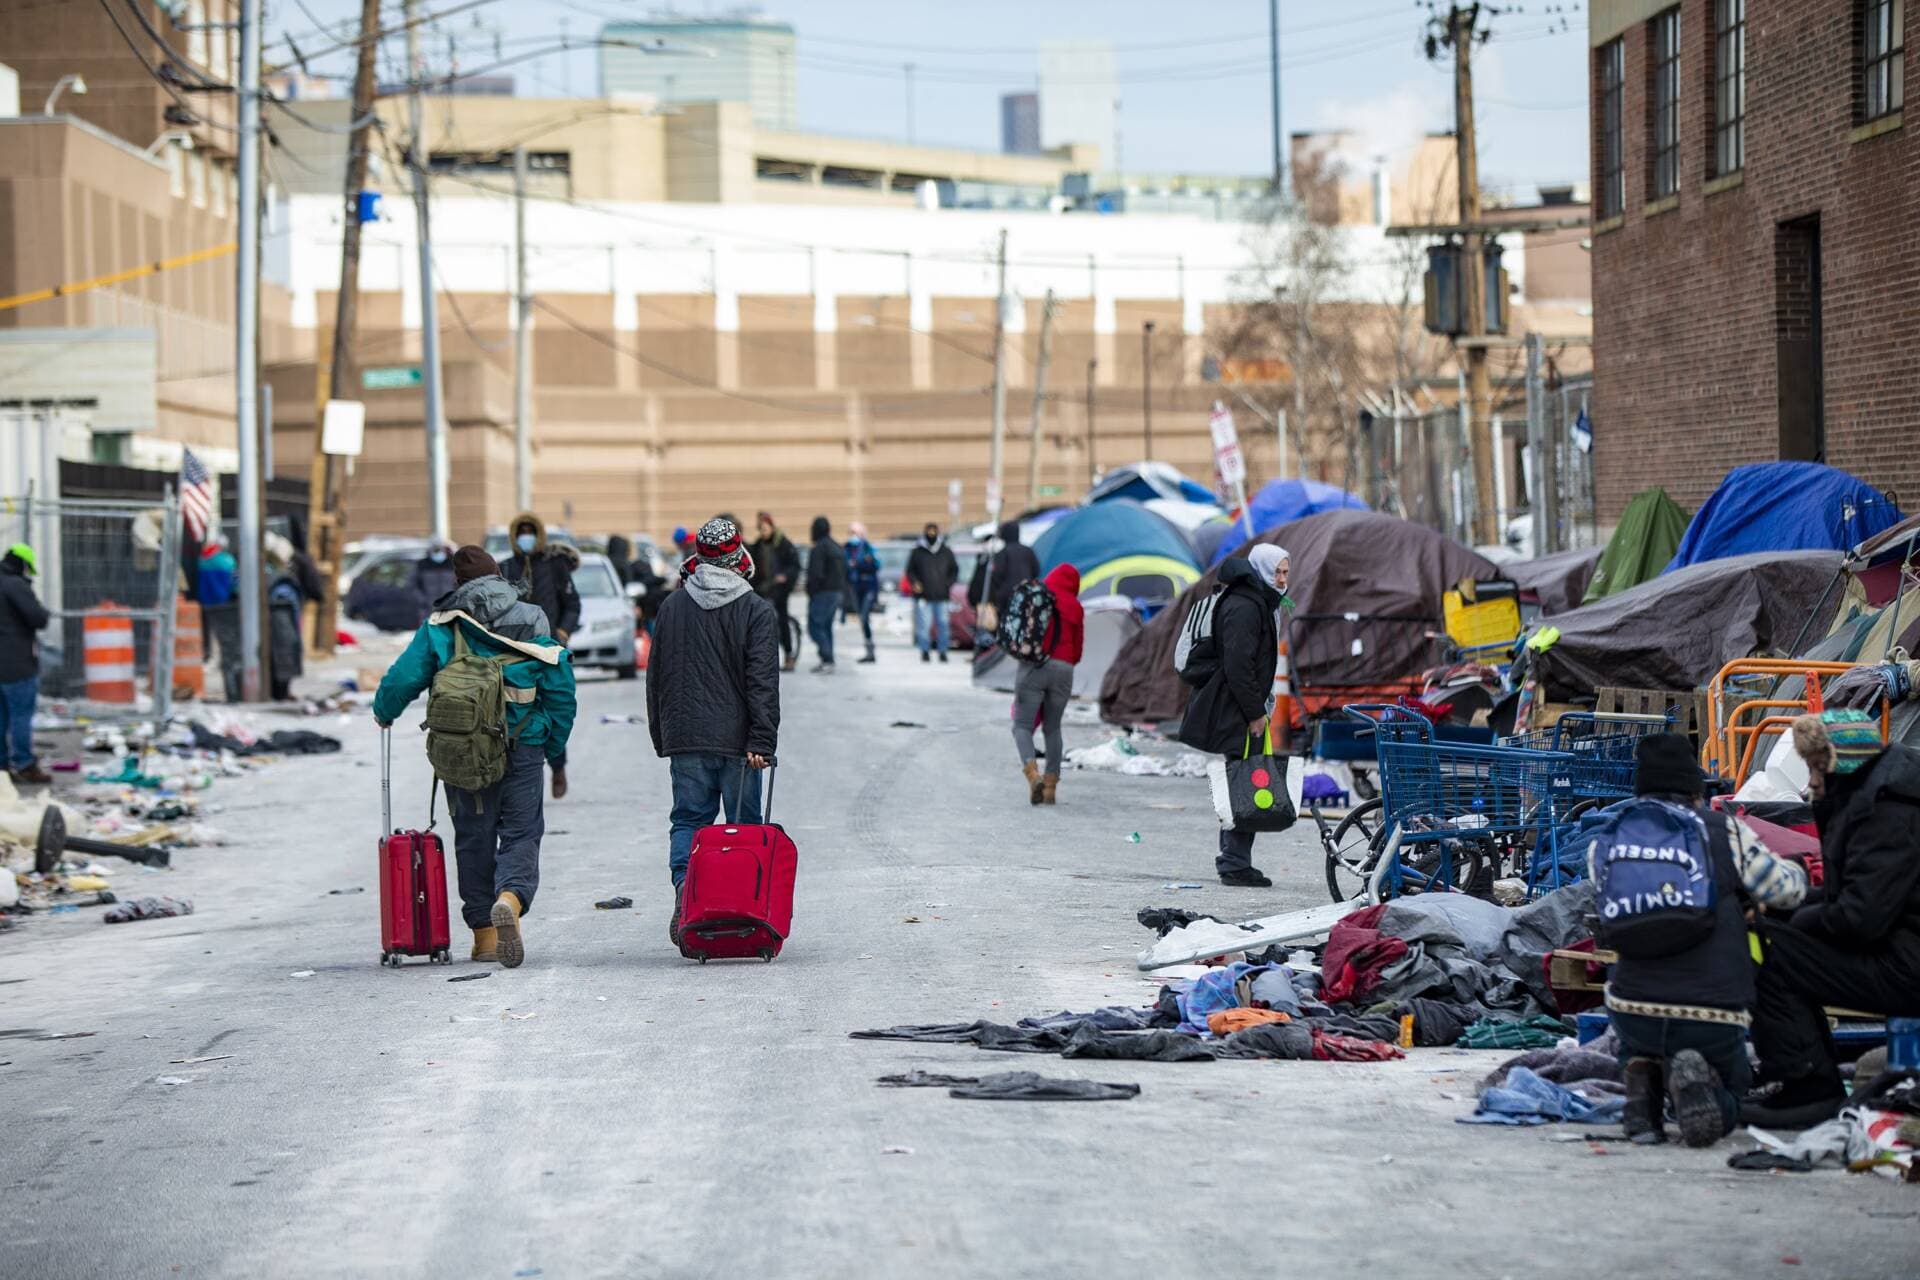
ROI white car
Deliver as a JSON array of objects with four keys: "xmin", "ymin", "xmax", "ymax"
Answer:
[{"xmin": 568, "ymin": 553, "xmax": 638, "ymax": 678}]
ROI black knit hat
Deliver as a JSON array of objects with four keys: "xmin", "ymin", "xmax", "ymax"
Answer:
[
  {"xmin": 1634, "ymin": 732, "xmax": 1703, "ymax": 798},
  {"xmin": 452, "ymin": 545, "xmax": 500, "ymax": 584}
]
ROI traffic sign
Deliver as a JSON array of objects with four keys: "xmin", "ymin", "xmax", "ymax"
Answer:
[
  {"xmin": 362, "ymin": 365, "xmax": 422, "ymax": 390},
  {"xmin": 1209, "ymin": 401, "xmax": 1245, "ymax": 487}
]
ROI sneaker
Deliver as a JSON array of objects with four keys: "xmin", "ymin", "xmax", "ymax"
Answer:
[
  {"xmin": 1218, "ymin": 868, "xmax": 1273, "ymax": 888},
  {"xmin": 938, "ymin": 652, "xmax": 949, "ymax": 664},
  {"xmin": 1622, "ymin": 1057, "xmax": 1668, "ymax": 1145},
  {"xmin": 921, "ymin": 651, "xmax": 931, "ymax": 663},
  {"xmin": 857, "ymin": 653, "xmax": 877, "ymax": 664},
  {"xmin": 1666, "ymin": 1049, "xmax": 1726, "ymax": 1148}
]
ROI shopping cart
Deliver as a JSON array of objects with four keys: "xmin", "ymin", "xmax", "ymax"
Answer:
[{"xmin": 1501, "ymin": 711, "xmax": 1674, "ymax": 799}]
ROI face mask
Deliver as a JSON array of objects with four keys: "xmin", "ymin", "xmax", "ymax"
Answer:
[
  {"xmin": 429, "ymin": 550, "xmax": 448, "ymax": 564},
  {"xmin": 515, "ymin": 533, "xmax": 536, "ymax": 553}
]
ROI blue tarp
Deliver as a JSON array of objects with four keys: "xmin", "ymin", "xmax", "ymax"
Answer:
[
  {"xmin": 1032, "ymin": 499, "xmax": 1199, "ymax": 575},
  {"xmin": 1665, "ymin": 462, "xmax": 1904, "ymax": 573},
  {"xmin": 1209, "ymin": 479, "xmax": 1369, "ymax": 568},
  {"xmin": 1086, "ymin": 462, "xmax": 1221, "ymax": 508}
]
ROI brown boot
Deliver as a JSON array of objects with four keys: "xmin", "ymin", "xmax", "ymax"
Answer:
[
  {"xmin": 490, "ymin": 891, "xmax": 525, "ymax": 968},
  {"xmin": 470, "ymin": 925, "xmax": 498, "ymax": 963},
  {"xmin": 1022, "ymin": 760, "xmax": 1043, "ymax": 805},
  {"xmin": 1042, "ymin": 773, "xmax": 1059, "ymax": 805}
]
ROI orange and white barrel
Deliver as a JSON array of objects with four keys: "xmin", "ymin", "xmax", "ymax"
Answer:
[
  {"xmin": 1272, "ymin": 639, "xmax": 1293, "ymax": 750},
  {"xmin": 173, "ymin": 596, "xmax": 205, "ymax": 698},
  {"xmin": 84, "ymin": 603, "xmax": 137, "ymax": 703}
]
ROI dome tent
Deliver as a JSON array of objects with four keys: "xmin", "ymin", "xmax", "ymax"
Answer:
[{"xmin": 1032, "ymin": 499, "xmax": 1202, "ymax": 608}]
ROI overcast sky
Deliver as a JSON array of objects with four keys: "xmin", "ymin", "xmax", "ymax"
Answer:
[{"xmin": 276, "ymin": 0, "xmax": 1590, "ymax": 201}]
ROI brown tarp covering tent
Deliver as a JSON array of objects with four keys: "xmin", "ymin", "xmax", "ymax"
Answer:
[
  {"xmin": 1507, "ymin": 547, "xmax": 1603, "ymax": 617},
  {"xmin": 1531, "ymin": 550, "xmax": 1846, "ymax": 700},
  {"xmin": 1099, "ymin": 510, "xmax": 1497, "ymax": 726}
]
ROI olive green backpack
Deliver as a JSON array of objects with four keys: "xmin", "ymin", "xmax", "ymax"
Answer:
[{"xmin": 424, "ymin": 624, "xmax": 528, "ymax": 798}]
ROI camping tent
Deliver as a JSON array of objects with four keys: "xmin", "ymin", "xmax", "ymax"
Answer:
[
  {"xmin": 1085, "ymin": 462, "xmax": 1226, "ymax": 535},
  {"xmin": 1032, "ymin": 499, "xmax": 1201, "ymax": 607},
  {"xmin": 973, "ymin": 597, "xmax": 1143, "ymax": 698},
  {"xmin": 1509, "ymin": 546, "xmax": 1603, "ymax": 616},
  {"xmin": 1099, "ymin": 510, "xmax": 1497, "ymax": 727},
  {"xmin": 1209, "ymin": 479, "xmax": 1367, "ymax": 568},
  {"xmin": 1664, "ymin": 463, "xmax": 1903, "ymax": 573},
  {"xmin": 1531, "ymin": 550, "xmax": 1845, "ymax": 700},
  {"xmin": 1584, "ymin": 487, "xmax": 1689, "ymax": 602}
]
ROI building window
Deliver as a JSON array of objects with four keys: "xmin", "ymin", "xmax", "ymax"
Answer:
[
  {"xmin": 210, "ymin": 159, "xmax": 227, "ymax": 216},
  {"xmin": 189, "ymin": 153, "xmax": 207, "ymax": 208},
  {"xmin": 1714, "ymin": 0, "xmax": 1746, "ymax": 175},
  {"xmin": 1863, "ymin": 0, "xmax": 1905, "ymax": 121},
  {"xmin": 1649, "ymin": 8, "xmax": 1681, "ymax": 199},
  {"xmin": 1598, "ymin": 38, "xmax": 1625, "ymax": 217}
]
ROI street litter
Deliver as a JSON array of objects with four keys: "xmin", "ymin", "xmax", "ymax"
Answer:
[
  {"xmin": 889, "ymin": 720, "xmax": 926, "ymax": 729},
  {"xmin": 1159, "ymin": 882, "xmax": 1203, "ymax": 891},
  {"xmin": 1066, "ymin": 735, "xmax": 1207, "ymax": 778},
  {"xmin": 155, "ymin": 1076, "xmax": 194, "ymax": 1086},
  {"xmin": 880, "ymin": 1146, "xmax": 915, "ymax": 1155},
  {"xmin": 103, "ymin": 896, "xmax": 193, "ymax": 923},
  {"xmin": 448, "ymin": 972, "xmax": 491, "ymax": 983},
  {"xmin": 328, "ymin": 887, "xmax": 365, "ymax": 896},
  {"xmin": 502, "ymin": 1010, "xmax": 537, "ymax": 1020},
  {"xmin": 171, "ymin": 1055, "xmax": 233, "ymax": 1064},
  {"xmin": 290, "ymin": 970, "xmax": 316, "ymax": 978},
  {"xmin": 594, "ymin": 896, "xmax": 633, "ymax": 910},
  {"xmin": 37, "ymin": 1031, "xmax": 97, "ymax": 1040},
  {"xmin": 599, "ymin": 713, "xmax": 644, "ymax": 725},
  {"xmin": 877, "ymin": 1070, "xmax": 1141, "ymax": 1101}
]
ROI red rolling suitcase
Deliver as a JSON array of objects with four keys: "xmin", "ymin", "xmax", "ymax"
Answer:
[
  {"xmin": 676, "ymin": 762, "xmax": 796, "ymax": 964},
  {"xmin": 378, "ymin": 727, "xmax": 452, "ymax": 967}
]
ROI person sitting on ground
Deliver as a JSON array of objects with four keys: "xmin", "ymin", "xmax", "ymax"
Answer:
[
  {"xmin": 906, "ymin": 522, "xmax": 960, "ymax": 664},
  {"xmin": 1176, "ymin": 544, "xmax": 1292, "ymax": 887},
  {"xmin": 1745, "ymin": 710, "xmax": 1920, "ymax": 1128},
  {"xmin": 968, "ymin": 519, "xmax": 1041, "ymax": 635},
  {"xmin": 648, "ymin": 518, "xmax": 781, "ymax": 942},
  {"xmin": 1010, "ymin": 563, "xmax": 1084, "ymax": 807},
  {"xmin": 1594, "ymin": 733, "xmax": 1807, "ymax": 1147},
  {"xmin": 500, "ymin": 511, "xmax": 580, "ymax": 800},
  {"xmin": 0, "ymin": 543, "xmax": 52, "ymax": 787},
  {"xmin": 844, "ymin": 522, "xmax": 882, "ymax": 665},
  {"xmin": 373, "ymin": 547, "xmax": 576, "ymax": 969},
  {"xmin": 804, "ymin": 515, "xmax": 848, "ymax": 674}
]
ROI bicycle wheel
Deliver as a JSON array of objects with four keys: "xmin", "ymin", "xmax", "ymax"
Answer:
[
  {"xmin": 1379, "ymin": 839, "xmax": 1489, "ymax": 900},
  {"xmin": 1322, "ymin": 798, "xmax": 1386, "ymax": 902}
]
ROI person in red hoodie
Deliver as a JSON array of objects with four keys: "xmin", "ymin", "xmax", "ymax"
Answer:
[{"xmin": 1012, "ymin": 564, "xmax": 1084, "ymax": 805}]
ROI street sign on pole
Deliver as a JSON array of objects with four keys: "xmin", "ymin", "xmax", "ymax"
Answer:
[
  {"xmin": 320, "ymin": 399, "xmax": 365, "ymax": 456},
  {"xmin": 1209, "ymin": 401, "xmax": 1255, "ymax": 540},
  {"xmin": 947, "ymin": 478, "xmax": 962, "ymax": 519},
  {"xmin": 362, "ymin": 365, "xmax": 422, "ymax": 390}
]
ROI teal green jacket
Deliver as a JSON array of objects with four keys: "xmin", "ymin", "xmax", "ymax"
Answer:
[{"xmin": 373, "ymin": 610, "xmax": 577, "ymax": 762}]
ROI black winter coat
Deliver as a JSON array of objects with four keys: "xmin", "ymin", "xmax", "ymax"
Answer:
[
  {"xmin": 1177, "ymin": 557, "xmax": 1281, "ymax": 756},
  {"xmin": 806, "ymin": 537, "xmax": 848, "ymax": 597},
  {"xmin": 967, "ymin": 541, "xmax": 1041, "ymax": 615},
  {"xmin": 1795, "ymin": 745, "xmax": 1920, "ymax": 975},
  {"xmin": 1606, "ymin": 809, "xmax": 1754, "ymax": 1012},
  {"xmin": 646, "ymin": 577, "xmax": 781, "ymax": 759},
  {"xmin": 0, "ymin": 562, "xmax": 51, "ymax": 683},
  {"xmin": 503, "ymin": 545, "xmax": 582, "ymax": 638},
  {"xmin": 407, "ymin": 556, "xmax": 457, "ymax": 609},
  {"xmin": 751, "ymin": 532, "xmax": 802, "ymax": 598},
  {"xmin": 906, "ymin": 539, "xmax": 959, "ymax": 599}
]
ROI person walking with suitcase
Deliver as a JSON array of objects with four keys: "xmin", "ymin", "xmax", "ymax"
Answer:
[
  {"xmin": 649, "ymin": 518, "xmax": 782, "ymax": 939},
  {"xmin": 374, "ymin": 547, "xmax": 577, "ymax": 968},
  {"xmin": 1007, "ymin": 564, "xmax": 1084, "ymax": 806},
  {"xmin": 804, "ymin": 515, "xmax": 848, "ymax": 673}
]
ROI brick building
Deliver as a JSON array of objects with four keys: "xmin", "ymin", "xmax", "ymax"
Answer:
[{"xmin": 1589, "ymin": 0, "xmax": 1918, "ymax": 521}]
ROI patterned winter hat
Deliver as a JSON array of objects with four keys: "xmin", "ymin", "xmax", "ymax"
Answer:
[
  {"xmin": 689, "ymin": 516, "xmax": 754, "ymax": 577},
  {"xmin": 1791, "ymin": 708, "xmax": 1885, "ymax": 776}
]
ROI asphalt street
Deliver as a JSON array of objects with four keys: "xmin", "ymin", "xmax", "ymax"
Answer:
[{"xmin": 3, "ymin": 626, "xmax": 1917, "ymax": 1279}]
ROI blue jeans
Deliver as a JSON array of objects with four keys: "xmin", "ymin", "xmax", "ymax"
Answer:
[
  {"xmin": 854, "ymin": 588, "xmax": 878, "ymax": 648},
  {"xmin": 446, "ymin": 745, "xmax": 545, "ymax": 929},
  {"xmin": 807, "ymin": 593, "xmax": 838, "ymax": 665},
  {"xmin": 668, "ymin": 753, "xmax": 764, "ymax": 886},
  {"xmin": 0, "ymin": 676, "xmax": 37, "ymax": 770},
  {"xmin": 914, "ymin": 599, "xmax": 949, "ymax": 654}
]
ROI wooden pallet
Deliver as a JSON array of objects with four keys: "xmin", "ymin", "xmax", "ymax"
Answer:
[{"xmin": 1596, "ymin": 686, "xmax": 1711, "ymax": 743}]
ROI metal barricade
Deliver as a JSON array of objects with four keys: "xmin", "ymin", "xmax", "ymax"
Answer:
[{"xmin": 6, "ymin": 492, "xmax": 182, "ymax": 725}]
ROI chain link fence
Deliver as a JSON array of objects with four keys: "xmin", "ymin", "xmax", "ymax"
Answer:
[{"xmin": 5, "ymin": 492, "xmax": 182, "ymax": 724}]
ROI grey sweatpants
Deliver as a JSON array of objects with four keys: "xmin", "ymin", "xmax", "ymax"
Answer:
[{"xmin": 1012, "ymin": 658, "xmax": 1073, "ymax": 771}]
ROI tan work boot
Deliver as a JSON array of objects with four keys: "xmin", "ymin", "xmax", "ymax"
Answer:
[
  {"xmin": 470, "ymin": 925, "xmax": 498, "ymax": 963},
  {"xmin": 1042, "ymin": 773, "xmax": 1059, "ymax": 805},
  {"xmin": 1022, "ymin": 760, "xmax": 1043, "ymax": 805},
  {"xmin": 490, "ymin": 891, "xmax": 525, "ymax": 968}
]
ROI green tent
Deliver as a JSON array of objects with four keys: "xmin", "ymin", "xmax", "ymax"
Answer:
[{"xmin": 1581, "ymin": 487, "xmax": 1690, "ymax": 604}]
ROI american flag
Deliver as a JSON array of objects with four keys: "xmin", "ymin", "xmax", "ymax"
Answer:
[{"xmin": 180, "ymin": 448, "xmax": 217, "ymax": 544}]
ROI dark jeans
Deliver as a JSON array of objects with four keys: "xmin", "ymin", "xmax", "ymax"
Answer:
[
  {"xmin": 1751, "ymin": 917, "xmax": 1920, "ymax": 1094},
  {"xmin": 1217, "ymin": 827, "xmax": 1260, "ymax": 877},
  {"xmin": 446, "ymin": 745, "xmax": 545, "ymax": 929},
  {"xmin": 807, "ymin": 593, "xmax": 838, "ymax": 665},
  {"xmin": 668, "ymin": 752, "xmax": 764, "ymax": 887},
  {"xmin": 854, "ymin": 588, "xmax": 878, "ymax": 650},
  {"xmin": 770, "ymin": 587, "xmax": 797, "ymax": 661},
  {"xmin": 205, "ymin": 602, "xmax": 243, "ymax": 702},
  {"xmin": 1609, "ymin": 1008, "xmax": 1751, "ymax": 1137},
  {"xmin": 0, "ymin": 675, "xmax": 37, "ymax": 770}
]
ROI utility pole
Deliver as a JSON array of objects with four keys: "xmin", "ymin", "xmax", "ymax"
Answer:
[
  {"xmin": 407, "ymin": 0, "xmax": 451, "ymax": 542},
  {"xmin": 513, "ymin": 146, "xmax": 533, "ymax": 512},
  {"xmin": 234, "ymin": 0, "xmax": 265, "ymax": 701},
  {"xmin": 1141, "ymin": 320, "xmax": 1155, "ymax": 459},
  {"xmin": 310, "ymin": 0, "xmax": 381, "ymax": 657},
  {"xmin": 1438, "ymin": 3, "xmax": 1498, "ymax": 544},
  {"xmin": 1268, "ymin": 0, "xmax": 1284, "ymax": 195},
  {"xmin": 1025, "ymin": 290, "xmax": 1057, "ymax": 508},
  {"xmin": 986, "ymin": 228, "xmax": 1008, "ymax": 520},
  {"xmin": 1085, "ymin": 358, "xmax": 1098, "ymax": 487}
]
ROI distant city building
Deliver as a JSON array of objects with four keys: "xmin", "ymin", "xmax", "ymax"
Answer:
[
  {"xmin": 1037, "ymin": 40, "xmax": 1115, "ymax": 167},
  {"xmin": 599, "ymin": 15, "xmax": 796, "ymax": 131},
  {"xmin": 1000, "ymin": 92, "xmax": 1040, "ymax": 155}
]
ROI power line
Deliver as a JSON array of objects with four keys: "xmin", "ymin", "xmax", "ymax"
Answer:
[{"xmin": 92, "ymin": 0, "xmax": 238, "ymax": 133}]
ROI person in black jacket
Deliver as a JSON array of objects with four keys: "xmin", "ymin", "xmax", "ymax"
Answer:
[
  {"xmin": 406, "ymin": 541, "xmax": 457, "ymax": 618},
  {"xmin": 1746, "ymin": 711, "xmax": 1920, "ymax": 1128},
  {"xmin": 502, "ymin": 511, "xmax": 582, "ymax": 798},
  {"xmin": 804, "ymin": 515, "xmax": 848, "ymax": 673},
  {"xmin": 967, "ymin": 519, "xmax": 1041, "ymax": 635},
  {"xmin": 0, "ymin": 544, "xmax": 52, "ymax": 786},
  {"xmin": 906, "ymin": 523, "xmax": 960, "ymax": 663},
  {"xmin": 1177, "ymin": 546, "xmax": 1291, "ymax": 886},
  {"xmin": 648, "ymin": 518, "xmax": 781, "ymax": 935},
  {"xmin": 750, "ymin": 512, "xmax": 803, "ymax": 673}
]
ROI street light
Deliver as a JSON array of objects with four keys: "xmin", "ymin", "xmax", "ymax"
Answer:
[
  {"xmin": 43, "ymin": 74, "xmax": 88, "ymax": 116},
  {"xmin": 145, "ymin": 130, "xmax": 197, "ymax": 158}
]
